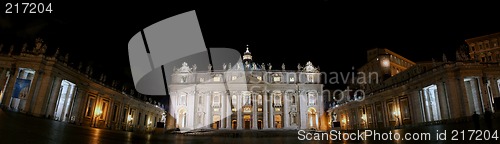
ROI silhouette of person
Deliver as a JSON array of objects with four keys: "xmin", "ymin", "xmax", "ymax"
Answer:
[{"xmin": 472, "ymin": 111, "xmax": 480, "ymax": 129}]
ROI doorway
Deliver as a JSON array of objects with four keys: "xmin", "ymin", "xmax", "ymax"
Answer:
[
  {"xmin": 232, "ymin": 120, "xmax": 237, "ymax": 129},
  {"xmin": 212, "ymin": 115, "xmax": 220, "ymax": 129},
  {"xmin": 53, "ymin": 80, "xmax": 77, "ymax": 122},
  {"xmin": 307, "ymin": 107, "xmax": 317, "ymax": 129},
  {"xmin": 275, "ymin": 115, "xmax": 282, "ymax": 129},
  {"xmin": 10, "ymin": 68, "xmax": 35, "ymax": 111},
  {"xmin": 244, "ymin": 115, "xmax": 251, "ymax": 130},
  {"xmin": 257, "ymin": 120, "xmax": 262, "ymax": 129}
]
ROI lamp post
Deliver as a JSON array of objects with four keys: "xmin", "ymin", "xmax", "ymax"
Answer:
[{"xmin": 127, "ymin": 115, "xmax": 133, "ymax": 131}]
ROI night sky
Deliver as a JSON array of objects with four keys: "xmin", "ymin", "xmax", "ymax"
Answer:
[{"xmin": 1, "ymin": 1, "xmax": 500, "ymax": 104}]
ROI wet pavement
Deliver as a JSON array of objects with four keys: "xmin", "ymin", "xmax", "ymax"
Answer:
[{"xmin": 1, "ymin": 108, "xmax": 499, "ymax": 144}]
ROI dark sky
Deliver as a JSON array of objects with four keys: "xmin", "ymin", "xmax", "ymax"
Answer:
[{"xmin": 1, "ymin": 1, "xmax": 500, "ymax": 104}]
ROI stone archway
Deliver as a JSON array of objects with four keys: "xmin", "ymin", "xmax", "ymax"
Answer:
[
  {"xmin": 177, "ymin": 108, "xmax": 187, "ymax": 128},
  {"xmin": 307, "ymin": 107, "xmax": 318, "ymax": 129}
]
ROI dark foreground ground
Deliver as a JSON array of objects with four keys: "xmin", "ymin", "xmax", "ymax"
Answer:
[{"xmin": 0, "ymin": 108, "xmax": 499, "ymax": 144}]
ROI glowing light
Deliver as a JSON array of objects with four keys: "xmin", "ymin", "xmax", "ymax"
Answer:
[
  {"xmin": 127, "ymin": 115, "xmax": 133, "ymax": 122},
  {"xmin": 393, "ymin": 110, "xmax": 400, "ymax": 117},
  {"xmin": 382, "ymin": 59, "xmax": 390, "ymax": 67},
  {"xmin": 341, "ymin": 119, "xmax": 346, "ymax": 124},
  {"xmin": 361, "ymin": 114, "xmax": 367, "ymax": 121},
  {"xmin": 95, "ymin": 108, "xmax": 102, "ymax": 116}
]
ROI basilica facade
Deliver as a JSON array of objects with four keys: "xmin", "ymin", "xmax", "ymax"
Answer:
[{"xmin": 167, "ymin": 48, "xmax": 328, "ymax": 131}]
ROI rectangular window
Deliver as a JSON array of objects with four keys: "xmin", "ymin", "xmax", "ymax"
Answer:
[
  {"xmin": 137, "ymin": 113, "xmax": 141, "ymax": 125},
  {"xmin": 400, "ymin": 97, "xmax": 410, "ymax": 120},
  {"xmin": 273, "ymin": 93, "xmax": 282, "ymax": 106},
  {"xmin": 273, "ymin": 76, "xmax": 281, "ymax": 82},
  {"xmin": 376, "ymin": 104, "xmax": 383, "ymax": 122},
  {"xmin": 366, "ymin": 106, "xmax": 372, "ymax": 124},
  {"xmin": 112, "ymin": 105, "xmax": 118, "ymax": 122},
  {"xmin": 85, "ymin": 96, "xmax": 96, "ymax": 117},
  {"xmin": 307, "ymin": 75, "xmax": 314, "ymax": 83},
  {"xmin": 231, "ymin": 75, "xmax": 237, "ymax": 80},
  {"xmin": 213, "ymin": 75, "xmax": 221, "ymax": 82},
  {"xmin": 289, "ymin": 77, "xmax": 295, "ymax": 82},
  {"xmin": 387, "ymin": 101, "xmax": 395, "ymax": 121},
  {"xmin": 144, "ymin": 114, "xmax": 148, "ymax": 126},
  {"xmin": 100, "ymin": 101, "xmax": 107, "ymax": 120},
  {"xmin": 122, "ymin": 108, "xmax": 128, "ymax": 122}
]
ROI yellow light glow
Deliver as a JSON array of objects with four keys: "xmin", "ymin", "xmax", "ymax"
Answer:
[
  {"xmin": 393, "ymin": 110, "xmax": 400, "ymax": 117},
  {"xmin": 95, "ymin": 108, "xmax": 102, "ymax": 116},
  {"xmin": 127, "ymin": 115, "xmax": 133, "ymax": 122},
  {"xmin": 382, "ymin": 59, "xmax": 390, "ymax": 67},
  {"xmin": 361, "ymin": 114, "xmax": 367, "ymax": 121}
]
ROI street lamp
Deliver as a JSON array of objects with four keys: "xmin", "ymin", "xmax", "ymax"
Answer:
[
  {"xmin": 127, "ymin": 115, "xmax": 133, "ymax": 131},
  {"xmin": 94, "ymin": 108, "xmax": 103, "ymax": 127},
  {"xmin": 392, "ymin": 110, "xmax": 401, "ymax": 127}
]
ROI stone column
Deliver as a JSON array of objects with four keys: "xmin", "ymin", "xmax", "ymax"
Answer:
[
  {"xmin": 283, "ymin": 92, "xmax": 289, "ymax": 128},
  {"xmin": 205, "ymin": 92, "xmax": 211, "ymax": 129},
  {"xmin": 2, "ymin": 69, "xmax": 17, "ymax": 109},
  {"xmin": 221, "ymin": 92, "xmax": 226, "ymax": 129},
  {"xmin": 479, "ymin": 77, "xmax": 493, "ymax": 113},
  {"xmin": 263, "ymin": 91, "xmax": 268, "ymax": 129},
  {"xmin": 252, "ymin": 93, "xmax": 257, "ymax": 129},
  {"xmin": 437, "ymin": 82, "xmax": 450, "ymax": 120},
  {"xmin": 445, "ymin": 76, "xmax": 463, "ymax": 119},
  {"xmin": 31, "ymin": 73, "xmax": 53, "ymax": 117},
  {"xmin": 25, "ymin": 70, "xmax": 42, "ymax": 114},
  {"xmin": 46, "ymin": 77, "xmax": 62, "ymax": 118},
  {"xmin": 457, "ymin": 77, "xmax": 470, "ymax": 116},
  {"xmin": 269, "ymin": 92, "xmax": 274, "ymax": 129},
  {"xmin": 490, "ymin": 78, "xmax": 500, "ymax": 99},
  {"xmin": 226, "ymin": 92, "xmax": 231, "ymax": 129},
  {"xmin": 237, "ymin": 92, "xmax": 242, "ymax": 129}
]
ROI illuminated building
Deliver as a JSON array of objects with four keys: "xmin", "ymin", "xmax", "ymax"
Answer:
[
  {"xmin": 167, "ymin": 46, "xmax": 328, "ymax": 131},
  {"xmin": 331, "ymin": 33, "xmax": 500, "ymax": 130},
  {"xmin": 0, "ymin": 39, "xmax": 164, "ymax": 132},
  {"xmin": 465, "ymin": 32, "xmax": 500, "ymax": 62}
]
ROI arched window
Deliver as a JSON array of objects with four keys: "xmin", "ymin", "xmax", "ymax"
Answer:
[
  {"xmin": 308, "ymin": 91, "xmax": 316, "ymax": 106},
  {"xmin": 257, "ymin": 95, "xmax": 262, "ymax": 105},
  {"xmin": 212, "ymin": 92, "xmax": 220, "ymax": 107},
  {"xmin": 274, "ymin": 92, "xmax": 282, "ymax": 106},
  {"xmin": 179, "ymin": 93, "xmax": 187, "ymax": 105},
  {"xmin": 232, "ymin": 95, "xmax": 237, "ymax": 107}
]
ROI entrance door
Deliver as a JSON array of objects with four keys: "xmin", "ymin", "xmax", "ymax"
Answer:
[
  {"xmin": 244, "ymin": 115, "xmax": 251, "ymax": 130},
  {"xmin": 275, "ymin": 115, "xmax": 282, "ymax": 129},
  {"xmin": 232, "ymin": 120, "xmax": 237, "ymax": 129},
  {"xmin": 54, "ymin": 80, "xmax": 77, "ymax": 122},
  {"xmin": 212, "ymin": 115, "xmax": 220, "ymax": 129},
  {"xmin": 257, "ymin": 120, "xmax": 262, "ymax": 129}
]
